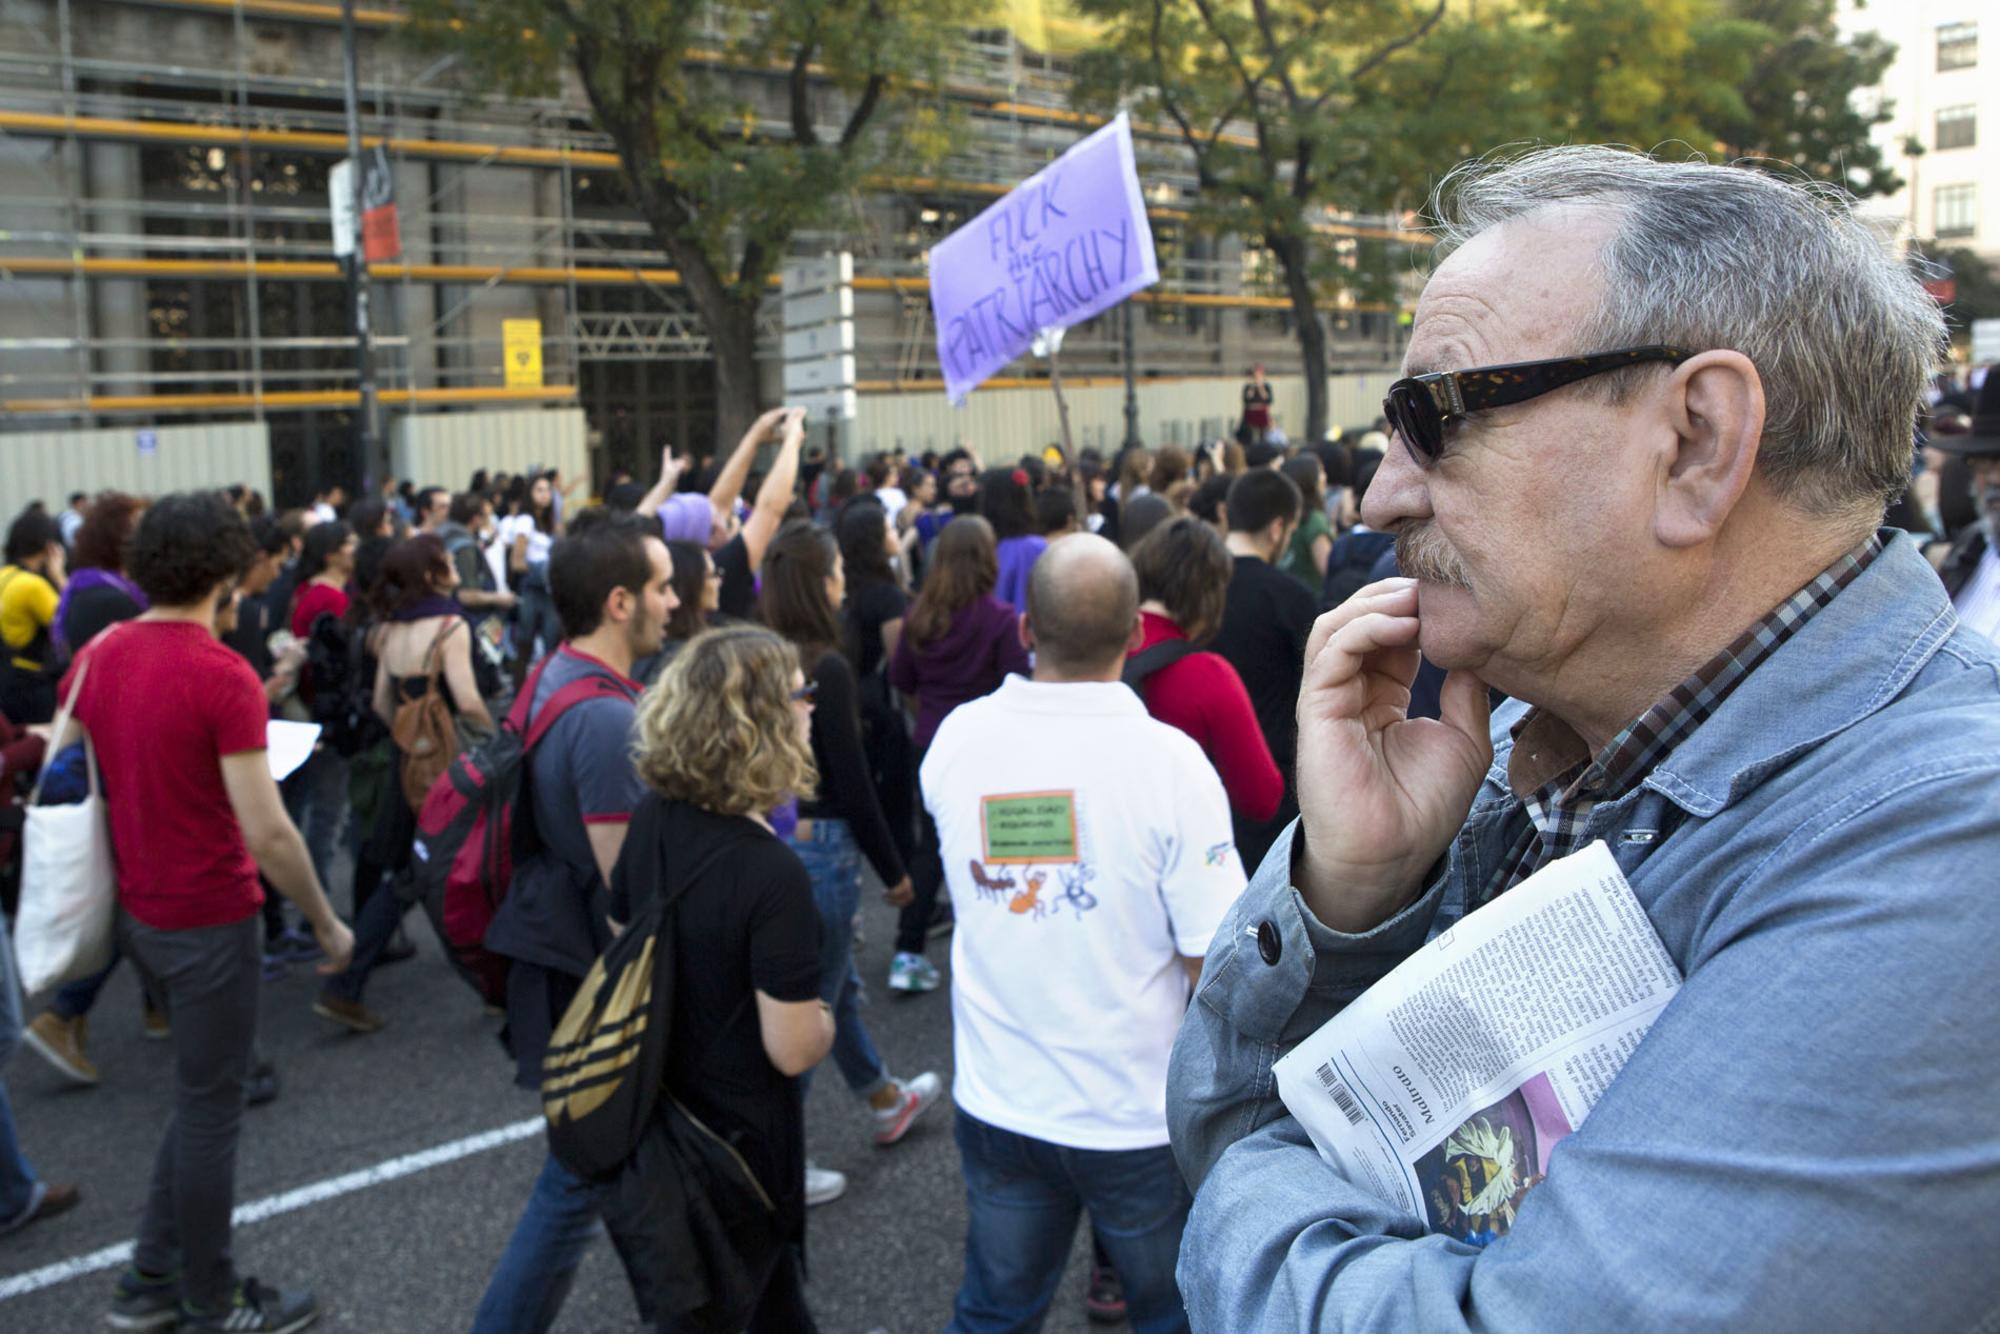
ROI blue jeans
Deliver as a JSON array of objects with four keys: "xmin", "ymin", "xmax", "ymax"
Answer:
[
  {"xmin": 284, "ymin": 749, "xmax": 350, "ymax": 895},
  {"xmin": 790, "ymin": 819, "xmax": 888, "ymax": 1099},
  {"xmin": 0, "ymin": 911, "xmax": 43, "ymax": 1226},
  {"xmin": 470, "ymin": 1152, "xmax": 606, "ymax": 1334},
  {"xmin": 320, "ymin": 873, "xmax": 410, "ymax": 1004},
  {"xmin": 950, "ymin": 1109, "xmax": 1192, "ymax": 1334}
]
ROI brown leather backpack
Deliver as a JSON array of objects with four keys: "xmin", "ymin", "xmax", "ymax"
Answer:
[{"xmin": 391, "ymin": 619, "xmax": 461, "ymax": 811}]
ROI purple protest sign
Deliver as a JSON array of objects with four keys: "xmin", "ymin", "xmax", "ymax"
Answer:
[{"xmin": 927, "ymin": 112, "xmax": 1159, "ymax": 404}]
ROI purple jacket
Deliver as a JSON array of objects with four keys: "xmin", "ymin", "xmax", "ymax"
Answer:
[{"xmin": 887, "ymin": 594, "xmax": 1031, "ymax": 752}]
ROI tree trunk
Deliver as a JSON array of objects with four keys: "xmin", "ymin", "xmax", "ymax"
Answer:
[
  {"xmin": 707, "ymin": 301, "xmax": 763, "ymax": 456},
  {"xmin": 1270, "ymin": 231, "xmax": 1329, "ymax": 448}
]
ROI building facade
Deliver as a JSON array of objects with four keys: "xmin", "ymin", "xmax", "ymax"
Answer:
[
  {"xmin": 0, "ymin": 0, "xmax": 1415, "ymax": 504},
  {"xmin": 1841, "ymin": 1, "xmax": 1996, "ymax": 261}
]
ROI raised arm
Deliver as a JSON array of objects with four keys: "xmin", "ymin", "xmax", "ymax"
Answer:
[
  {"xmin": 739, "ymin": 407, "xmax": 807, "ymax": 573},
  {"xmin": 709, "ymin": 406, "xmax": 791, "ymax": 518},
  {"xmin": 636, "ymin": 445, "xmax": 690, "ymax": 518}
]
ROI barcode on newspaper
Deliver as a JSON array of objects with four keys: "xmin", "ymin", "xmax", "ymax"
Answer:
[{"xmin": 1315, "ymin": 1062, "xmax": 1366, "ymax": 1126}]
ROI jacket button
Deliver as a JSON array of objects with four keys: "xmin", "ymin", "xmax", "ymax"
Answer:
[{"xmin": 1256, "ymin": 920, "xmax": 1281, "ymax": 966}]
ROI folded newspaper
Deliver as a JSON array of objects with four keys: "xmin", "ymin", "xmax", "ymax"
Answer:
[{"xmin": 1274, "ymin": 840, "xmax": 1681, "ymax": 1247}]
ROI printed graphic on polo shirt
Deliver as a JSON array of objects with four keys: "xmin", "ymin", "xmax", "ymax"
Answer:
[
  {"xmin": 980, "ymin": 790, "xmax": 1079, "ymax": 863},
  {"xmin": 969, "ymin": 790, "xmax": 1098, "ymax": 923}
]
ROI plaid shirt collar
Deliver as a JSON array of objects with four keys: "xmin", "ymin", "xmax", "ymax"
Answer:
[{"xmin": 1481, "ymin": 533, "xmax": 1886, "ymax": 905}]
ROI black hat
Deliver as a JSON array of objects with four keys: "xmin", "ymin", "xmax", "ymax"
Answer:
[{"xmin": 1932, "ymin": 371, "xmax": 2000, "ymax": 458}]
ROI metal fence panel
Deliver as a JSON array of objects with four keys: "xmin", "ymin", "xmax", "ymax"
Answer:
[
  {"xmin": 850, "ymin": 372, "xmax": 1398, "ymax": 459},
  {"xmin": 0, "ymin": 420, "xmax": 271, "ymax": 511},
  {"xmin": 390, "ymin": 407, "xmax": 589, "ymax": 493}
]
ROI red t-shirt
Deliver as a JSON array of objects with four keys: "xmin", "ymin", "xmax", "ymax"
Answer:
[
  {"xmin": 291, "ymin": 581, "xmax": 350, "ymax": 639},
  {"xmin": 1133, "ymin": 611, "xmax": 1283, "ymax": 822},
  {"xmin": 62, "ymin": 621, "xmax": 269, "ymax": 930}
]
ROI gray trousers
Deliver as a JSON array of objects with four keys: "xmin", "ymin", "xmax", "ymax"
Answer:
[{"xmin": 122, "ymin": 912, "xmax": 261, "ymax": 1310}]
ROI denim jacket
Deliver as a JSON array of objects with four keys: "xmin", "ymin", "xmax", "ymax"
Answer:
[{"xmin": 1168, "ymin": 532, "xmax": 2000, "ymax": 1332}]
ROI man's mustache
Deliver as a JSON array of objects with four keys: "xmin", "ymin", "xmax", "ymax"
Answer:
[{"xmin": 1395, "ymin": 524, "xmax": 1473, "ymax": 590}]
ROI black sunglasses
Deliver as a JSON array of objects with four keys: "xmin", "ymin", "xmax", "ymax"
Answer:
[
  {"xmin": 1383, "ymin": 345, "xmax": 1694, "ymax": 466},
  {"xmin": 790, "ymin": 681, "xmax": 818, "ymax": 703}
]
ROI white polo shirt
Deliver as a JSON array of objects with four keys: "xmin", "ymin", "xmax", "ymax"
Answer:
[{"xmin": 923, "ymin": 675, "xmax": 1246, "ymax": 1150}]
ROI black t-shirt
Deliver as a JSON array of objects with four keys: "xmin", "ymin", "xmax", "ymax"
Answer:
[
  {"xmin": 846, "ymin": 578, "xmax": 907, "ymax": 679},
  {"xmin": 609, "ymin": 795, "xmax": 820, "ymax": 1238},
  {"xmin": 795, "ymin": 649, "xmax": 905, "ymax": 884},
  {"xmin": 714, "ymin": 534, "xmax": 757, "ymax": 621},
  {"xmin": 1210, "ymin": 555, "xmax": 1316, "ymax": 779}
]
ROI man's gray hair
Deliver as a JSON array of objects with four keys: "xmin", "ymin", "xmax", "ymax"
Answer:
[{"xmin": 1430, "ymin": 146, "xmax": 1946, "ymax": 519}]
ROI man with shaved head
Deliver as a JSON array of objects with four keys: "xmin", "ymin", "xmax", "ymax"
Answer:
[
  {"xmin": 1169, "ymin": 146, "xmax": 2000, "ymax": 1328},
  {"xmin": 922, "ymin": 532, "xmax": 1246, "ymax": 1332}
]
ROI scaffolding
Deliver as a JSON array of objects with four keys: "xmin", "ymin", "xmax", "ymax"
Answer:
[{"xmin": 0, "ymin": 0, "xmax": 1417, "ymax": 441}]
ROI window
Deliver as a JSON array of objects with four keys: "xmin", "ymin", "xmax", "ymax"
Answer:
[
  {"xmin": 1936, "ymin": 183, "xmax": 1978, "ymax": 239},
  {"xmin": 1937, "ymin": 21, "xmax": 1977, "ymax": 71},
  {"xmin": 1937, "ymin": 104, "xmax": 1977, "ymax": 150}
]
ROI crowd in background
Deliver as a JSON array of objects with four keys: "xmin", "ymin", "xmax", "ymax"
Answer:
[{"xmin": 0, "ymin": 346, "xmax": 1992, "ymax": 1331}]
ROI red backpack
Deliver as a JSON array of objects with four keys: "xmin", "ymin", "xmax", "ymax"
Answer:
[{"xmin": 409, "ymin": 654, "xmax": 633, "ymax": 1004}]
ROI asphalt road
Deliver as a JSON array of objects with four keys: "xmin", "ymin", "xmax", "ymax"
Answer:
[{"xmin": 1, "ymin": 882, "xmax": 1104, "ymax": 1333}]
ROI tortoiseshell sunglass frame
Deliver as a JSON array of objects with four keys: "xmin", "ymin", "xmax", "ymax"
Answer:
[{"xmin": 1383, "ymin": 345, "xmax": 1695, "ymax": 466}]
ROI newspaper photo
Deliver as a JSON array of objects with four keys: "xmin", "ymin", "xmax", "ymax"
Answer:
[{"xmin": 1273, "ymin": 840, "xmax": 1681, "ymax": 1247}]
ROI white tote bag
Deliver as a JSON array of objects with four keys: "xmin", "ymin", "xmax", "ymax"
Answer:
[{"xmin": 13, "ymin": 658, "xmax": 118, "ymax": 996}]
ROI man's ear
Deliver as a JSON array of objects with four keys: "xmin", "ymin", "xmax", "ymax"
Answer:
[
  {"xmin": 1658, "ymin": 349, "xmax": 1765, "ymax": 548},
  {"xmin": 1125, "ymin": 612, "xmax": 1145, "ymax": 653},
  {"xmin": 605, "ymin": 585, "xmax": 635, "ymax": 626},
  {"xmin": 1018, "ymin": 612, "xmax": 1034, "ymax": 653}
]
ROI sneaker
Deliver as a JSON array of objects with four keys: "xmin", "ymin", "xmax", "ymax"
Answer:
[
  {"xmin": 804, "ymin": 1163, "xmax": 847, "ymax": 1207},
  {"xmin": 311, "ymin": 992, "xmax": 386, "ymax": 1035},
  {"xmin": 274, "ymin": 926, "xmax": 322, "ymax": 964},
  {"xmin": 23, "ymin": 1012, "xmax": 99, "ymax": 1085},
  {"xmin": 105, "ymin": 1266, "xmax": 179, "ymax": 1330},
  {"xmin": 1085, "ymin": 1264, "xmax": 1128, "ymax": 1324},
  {"xmin": 142, "ymin": 1002, "xmax": 170, "ymax": 1041},
  {"xmin": 870, "ymin": 1071, "xmax": 944, "ymax": 1146},
  {"xmin": 178, "ymin": 1277, "xmax": 318, "ymax": 1333},
  {"xmin": 887, "ymin": 952, "xmax": 941, "ymax": 995},
  {"xmin": 246, "ymin": 1060, "xmax": 280, "ymax": 1108}
]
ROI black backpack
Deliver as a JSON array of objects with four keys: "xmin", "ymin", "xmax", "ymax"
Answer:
[
  {"xmin": 304, "ymin": 613, "xmax": 386, "ymax": 757},
  {"xmin": 540, "ymin": 817, "xmax": 737, "ymax": 1183}
]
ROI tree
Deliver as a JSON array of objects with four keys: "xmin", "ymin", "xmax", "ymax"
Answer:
[
  {"xmin": 405, "ymin": 0, "xmax": 967, "ymax": 450},
  {"xmin": 1709, "ymin": 0, "xmax": 1900, "ymax": 197},
  {"xmin": 1074, "ymin": 0, "xmax": 1893, "ymax": 444}
]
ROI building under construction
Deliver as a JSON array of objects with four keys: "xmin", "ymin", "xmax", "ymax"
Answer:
[{"xmin": 0, "ymin": 0, "xmax": 1415, "ymax": 505}]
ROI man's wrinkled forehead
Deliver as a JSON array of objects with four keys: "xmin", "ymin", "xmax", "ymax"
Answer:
[{"xmin": 1403, "ymin": 210, "xmax": 1617, "ymax": 377}]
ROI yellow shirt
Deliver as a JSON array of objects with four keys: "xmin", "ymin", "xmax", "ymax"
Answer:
[{"xmin": 0, "ymin": 564, "xmax": 59, "ymax": 665}]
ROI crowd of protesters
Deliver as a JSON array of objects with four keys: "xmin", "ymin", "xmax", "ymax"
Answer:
[{"xmin": 3, "ymin": 143, "xmax": 2000, "ymax": 1332}]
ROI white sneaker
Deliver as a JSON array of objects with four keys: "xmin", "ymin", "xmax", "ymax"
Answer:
[
  {"xmin": 871, "ymin": 1071, "xmax": 944, "ymax": 1146},
  {"xmin": 805, "ymin": 1162, "xmax": 847, "ymax": 1207},
  {"xmin": 888, "ymin": 952, "xmax": 941, "ymax": 994}
]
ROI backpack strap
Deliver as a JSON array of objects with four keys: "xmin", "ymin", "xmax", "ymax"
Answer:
[
  {"xmin": 521, "ymin": 671, "xmax": 637, "ymax": 752},
  {"xmin": 1121, "ymin": 637, "xmax": 1199, "ymax": 694},
  {"xmin": 418, "ymin": 616, "xmax": 456, "ymax": 688}
]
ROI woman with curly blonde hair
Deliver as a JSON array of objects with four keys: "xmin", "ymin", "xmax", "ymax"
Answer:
[{"xmin": 610, "ymin": 624, "xmax": 832, "ymax": 1329}]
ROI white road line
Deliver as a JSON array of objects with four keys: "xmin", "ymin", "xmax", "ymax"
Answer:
[{"xmin": 0, "ymin": 1116, "xmax": 544, "ymax": 1302}]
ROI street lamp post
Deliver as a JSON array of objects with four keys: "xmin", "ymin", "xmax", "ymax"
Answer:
[{"xmin": 341, "ymin": 0, "xmax": 382, "ymax": 497}]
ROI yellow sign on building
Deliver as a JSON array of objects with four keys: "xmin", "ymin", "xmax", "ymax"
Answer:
[{"xmin": 503, "ymin": 319, "xmax": 543, "ymax": 388}]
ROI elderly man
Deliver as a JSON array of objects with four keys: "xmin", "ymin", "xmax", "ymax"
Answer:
[{"xmin": 1168, "ymin": 146, "xmax": 2000, "ymax": 1329}]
